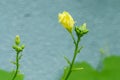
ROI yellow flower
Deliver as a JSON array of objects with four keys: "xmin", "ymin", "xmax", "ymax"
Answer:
[{"xmin": 58, "ymin": 11, "xmax": 75, "ymax": 33}]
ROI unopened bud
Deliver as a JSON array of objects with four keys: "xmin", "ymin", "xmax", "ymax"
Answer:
[
  {"xmin": 75, "ymin": 23, "xmax": 89, "ymax": 38},
  {"xmin": 15, "ymin": 35, "xmax": 20, "ymax": 45},
  {"xmin": 18, "ymin": 47, "xmax": 22, "ymax": 52},
  {"xmin": 21, "ymin": 44, "xmax": 25, "ymax": 49},
  {"xmin": 12, "ymin": 45, "xmax": 17, "ymax": 49}
]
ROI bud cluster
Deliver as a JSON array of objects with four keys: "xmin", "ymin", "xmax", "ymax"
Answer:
[
  {"xmin": 12, "ymin": 35, "xmax": 25, "ymax": 53},
  {"xmin": 75, "ymin": 23, "xmax": 89, "ymax": 38}
]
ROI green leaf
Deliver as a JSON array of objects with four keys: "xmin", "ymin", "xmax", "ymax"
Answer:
[
  {"xmin": 10, "ymin": 61, "xmax": 17, "ymax": 65},
  {"xmin": 64, "ymin": 56, "xmax": 71, "ymax": 65},
  {"xmin": 61, "ymin": 56, "xmax": 120, "ymax": 80},
  {"xmin": 0, "ymin": 69, "xmax": 24, "ymax": 80},
  {"xmin": 18, "ymin": 54, "xmax": 23, "ymax": 60},
  {"xmin": 72, "ymin": 67, "xmax": 84, "ymax": 71},
  {"xmin": 77, "ymin": 46, "xmax": 83, "ymax": 53}
]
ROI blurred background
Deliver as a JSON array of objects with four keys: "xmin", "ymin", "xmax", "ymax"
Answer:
[{"xmin": 0, "ymin": 0, "xmax": 120, "ymax": 80}]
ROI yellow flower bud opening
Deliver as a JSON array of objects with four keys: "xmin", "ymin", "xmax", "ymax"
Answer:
[
  {"xmin": 58, "ymin": 11, "xmax": 75, "ymax": 33},
  {"xmin": 15, "ymin": 35, "xmax": 20, "ymax": 45}
]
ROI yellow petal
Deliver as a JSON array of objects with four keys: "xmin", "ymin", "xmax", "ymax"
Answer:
[{"xmin": 58, "ymin": 11, "xmax": 75, "ymax": 33}]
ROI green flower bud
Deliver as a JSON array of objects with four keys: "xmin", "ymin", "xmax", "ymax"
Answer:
[
  {"xmin": 79, "ymin": 23, "xmax": 88, "ymax": 34},
  {"xmin": 12, "ymin": 45, "xmax": 17, "ymax": 49},
  {"xmin": 18, "ymin": 47, "xmax": 22, "ymax": 52},
  {"xmin": 15, "ymin": 35, "xmax": 20, "ymax": 45},
  {"xmin": 13, "ymin": 35, "xmax": 25, "ymax": 53},
  {"xmin": 75, "ymin": 23, "xmax": 89, "ymax": 38},
  {"xmin": 21, "ymin": 44, "xmax": 25, "ymax": 49}
]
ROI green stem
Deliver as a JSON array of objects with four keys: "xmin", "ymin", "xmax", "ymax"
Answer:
[
  {"xmin": 11, "ymin": 52, "xmax": 19, "ymax": 80},
  {"xmin": 70, "ymin": 33, "xmax": 76, "ymax": 45},
  {"xmin": 64, "ymin": 37, "xmax": 80, "ymax": 80}
]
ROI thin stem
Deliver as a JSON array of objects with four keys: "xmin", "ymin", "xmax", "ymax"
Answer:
[
  {"xmin": 70, "ymin": 33, "xmax": 76, "ymax": 45},
  {"xmin": 64, "ymin": 37, "xmax": 80, "ymax": 80},
  {"xmin": 11, "ymin": 52, "xmax": 19, "ymax": 80}
]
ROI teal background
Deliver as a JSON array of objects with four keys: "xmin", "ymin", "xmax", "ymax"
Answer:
[{"xmin": 0, "ymin": 0, "xmax": 120, "ymax": 80}]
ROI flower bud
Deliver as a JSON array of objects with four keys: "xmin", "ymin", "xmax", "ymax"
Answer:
[
  {"xmin": 15, "ymin": 35, "xmax": 20, "ymax": 45},
  {"xmin": 21, "ymin": 44, "xmax": 25, "ymax": 49},
  {"xmin": 58, "ymin": 11, "xmax": 75, "ymax": 33},
  {"xmin": 75, "ymin": 23, "xmax": 88, "ymax": 37},
  {"xmin": 12, "ymin": 45, "xmax": 17, "ymax": 49},
  {"xmin": 17, "ymin": 47, "xmax": 22, "ymax": 52},
  {"xmin": 79, "ymin": 23, "xmax": 88, "ymax": 34}
]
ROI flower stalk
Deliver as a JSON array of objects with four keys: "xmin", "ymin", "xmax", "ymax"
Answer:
[
  {"xmin": 11, "ymin": 52, "xmax": 19, "ymax": 80},
  {"xmin": 11, "ymin": 35, "xmax": 25, "ymax": 80},
  {"xmin": 64, "ymin": 34, "xmax": 80, "ymax": 80},
  {"xmin": 58, "ymin": 11, "xmax": 89, "ymax": 80}
]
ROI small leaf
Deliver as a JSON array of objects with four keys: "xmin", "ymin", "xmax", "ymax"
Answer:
[
  {"xmin": 64, "ymin": 56, "xmax": 71, "ymax": 65},
  {"xmin": 62, "ymin": 67, "xmax": 68, "ymax": 80},
  {"xmin": 72, "ymin": 67, "xmax": 84, "ymax": 71},
  {"xmin": 77, "ymin": 46, "xmax": 83, "ymax": 53},
  {"xmin": 18, "ymin": 54, "xmax": 23, "ymax": 60},
  {"xmin": 10, "ymin": 61, "xmax": 16, "ymax": 65}
]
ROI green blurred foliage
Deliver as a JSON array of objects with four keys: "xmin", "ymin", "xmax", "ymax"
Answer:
[
  {"xmin": 0, "ymin": 69, "xmax": 24, "ymax": 80},
  {"xmin": 61, "ymin": 56, "xmax": 120, "ymax": 80}
]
